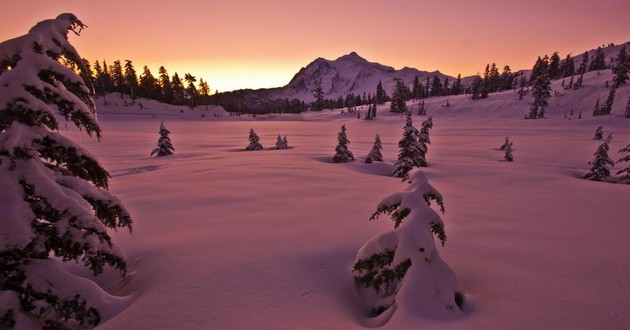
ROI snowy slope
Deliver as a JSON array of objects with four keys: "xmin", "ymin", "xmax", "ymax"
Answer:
[{"xmin": 54, "ymin": 68, "xmax": 630, "ymax": 329}]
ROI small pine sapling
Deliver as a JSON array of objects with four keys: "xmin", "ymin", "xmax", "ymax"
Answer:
[
  {"xmin": 593, "ymin": 126, "xmax": 604, "ymax": 141},
  {"xmin": 332, "ymin": 124, "xmax": 354, "ymax": 163},
  {"xmin": 151, "ymin": 121, "xmax": 175, "ymax": 156},
  {"xmin": 584, "ymin": 134, "xmax": 614, "ymax": 182},
  {"xmin": 499, "ymin": 137, "xmax": 510, "ymax": 151},
  {"xmin": 616, "ymin": 143, "xmax": 630, "ymax": 183},
  {"xmin": 504, "ymin": 142, "xmax": 514, "ymax": 162},
  {"xmin": 245, "ymin": 128, "xmax": 263, "ymax": 151},
  {"xmin": 365, "ymin": 134, "xmax": 384, "ymax": 164},
  {"xmin": 275, "ymin": 135, "xmax": 288, "ymax": 150},
  {"xmin": 352, "ymin": 171, "xmax": 464, "ymax": 325}
]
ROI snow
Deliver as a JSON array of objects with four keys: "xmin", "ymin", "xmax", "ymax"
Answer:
[{"xmin": 39, "ymin": 66, "xmax": 628, "ymax": 329}]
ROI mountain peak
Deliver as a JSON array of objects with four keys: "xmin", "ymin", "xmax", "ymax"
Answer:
[{"xmin": 337, "ymin": 51, "xmax": 367, "ymax": 62}]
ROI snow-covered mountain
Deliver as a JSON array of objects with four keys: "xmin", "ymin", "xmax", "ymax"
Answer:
[
  {"xmin": 210, "ymin": 52, "xmax": 453, "ymax": 111},
  {"xmin": 283, "ymin": 51, "xmax": 452, "ymax": 101}
]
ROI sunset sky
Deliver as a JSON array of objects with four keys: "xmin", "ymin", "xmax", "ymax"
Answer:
[{"xmin": 1, "ymin": 0, "xmax": 629, "ymax": 92}]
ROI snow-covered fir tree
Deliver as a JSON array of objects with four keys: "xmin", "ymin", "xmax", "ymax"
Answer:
[
  {"xmin": 352, "ymin": 171, "xmax": 464, "ymax": 325},
  {"xmin": 245, "ymin": 128, "xmax": 263, "ymax": 151},
  {"xmin": 0, "ymin": 14, "xmax": 132, "ymax": 328},
  {"xmin": 504, "ymin": 141, "xmax": 514, "ymax": 162},
  {"xmin": 365, "ymin": 134, "xmax": 383, "ymax": 164},
  {"xmin": 275, "ymin": 135, "xmax": 288, "ymax": 149},
  {"xmin": 600, "ymin": 87, "xmax": 616, "ymax": 116},
  {"xmin": 392, "ymin": 112, "xmax": 424, "ymax": 180},
  {"xmin": 612, "ymin": 45, "xmax": 628, "ymax": 88},
  {"xmin": 417, "ymin": 99, "xmax": 426, "ymax": 116},
  {"xmin": 150, "ymin": 121, "xmax": 175, "ymax": 156},
  {"xmin": 390, "ymin": 79, "xmax": 408, "ymax": 113},
  {"xmin": 418, "ymin": 117, "xmax": 433, "ymax": 158},
  {"xmin": 528, "ymin": 71, "xmax": 551, "ymax": 119},
  {"xmin": 499, "ymin": 137, "xmax": 510, "ymax": 151},
  {"xmin": 583, "ymin": 133, "xmax": 614, "ymax": 182},
  {"xmin": 593, "ymin": 126, "xmax": 604, "ymax": 140},
  {"xmin": 616, "ymin": 143, "xmax": 630, "ymax": 183},
  {"xmin": 332, "ymin": 124, "xmax": 354, "ymax": 163},
  {"xmin": 592, "ymin": 98, "xmax": 602, "ymax": 116}
]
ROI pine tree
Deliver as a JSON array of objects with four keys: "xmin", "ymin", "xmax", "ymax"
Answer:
[
  {"xmin": 612, "ymin": 45, "xmax": 629, "ymax": 88},
  {"xmin": 588, "ymin": 47, "xmax": 607, "ymax": 71},
  {"xmin": 312, "ymin": 80, "xmax": 325, "ymax": 111},
  {"xmin": 578, "ymin": 51, "xmax": 588, "ymax": 75},
  {"xmin": 376, "ymin": 81, "xmax": 387, "ymax": 105},
  {"xmin": 171, "ymin": 72, "xmax": 185, "ymax": 105},
  {"xmin": 151, "ymin": 121, "xmax": 175, "ymax": 156},
  {"xmin": 583, "ymin": 134, "xmax": 614, "ymax": 182},
  {"xmin": 499, "ymin": 137, "xmax": 510, "ymax": 151},
  {"xmin": 593, "ymin": 126, "xmax": 604, "ymax": 140},
  {"xmin": 470, "ymin": 74, "xmax": 484, "ymax": 100},
  {"xmin": 390, "ymin": 79, "xmax": 409, "ymax": 113},
  {"xmin": 198, "ymin": 78, "xmax": 210, "ymax": 110},
  {"xmin": 365, "ymin": 134, "xmax": 383, "ymax": 164},
  {"xmin": 392, "ymin": 112, "xmax": 424, "ymax": 180},
  {"xmin": 600, "ymin": 87, "xmax": 616, "ymax": 115},
  {"xmin": 275, "ymin": 135, "xmax": 288, "ymax": 149},
  {"xmin": 0, "ymin": 14, "xmax": 132, "ymax": 328},
  {"xmin": 352, "ymin": 171, "xmax": 464, "ymax": 322},
  {"xmin": 528, "ymin": 58, "xmax": 551, "ymax": 119},
  {"xmin": 548, "ymin": 52, "xmax": 561, "ymax": 79},
  {"xmin": 592, "ymin": 98, "xmax": 602, "ymax": 116},
  {"xmin": 417, "ymin": 99, "xmax": 426, "ymax": 116},
  {"xmin": 184, "ymin": 73, "xmax": 197, "ymax": 107},
  {"xmin": 418, "ymin": 117, "xmax": 432, "ymax": 160},
  {"xmin": 124, "ymin": 59, "xmax": 138, "ymax": 98},
  {"xmin": 616, "ymin": 143, "xmax": 630, "ymax": 183},
  {"xmin": 158, "ymin": 66, "xmax": 173, "ymax": 103},
  {"xmin": 332, "ymin": 124, "xmax": 354, "ymax": 163},
  {"xmin": 504, "ymin": 142, "xmax": 514, "ymax": 162},
  {"xmin": 245, "ymin": 128, "xmax": 263, "ymax": 151}
]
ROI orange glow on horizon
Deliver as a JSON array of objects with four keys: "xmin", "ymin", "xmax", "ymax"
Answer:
[{"xmin": 1, "ymin": 0, "xmax": 629, "ymax": 92}]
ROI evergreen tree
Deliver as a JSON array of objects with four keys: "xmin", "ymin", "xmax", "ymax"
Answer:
[
  {"xmin": 245, "ymin": 128, "xmax": 263, "ymax": 151},
  {"xmin": 412, "ymin": 75, "xmax": 421, "ymax": 99},
  {"xmin": 158, "ymin": 66, "xmax": 173, "ymax": 103},
  {"xmin": 548, "ymin": 52, "xmax": 561, "ymax": 79},
  {"xmin": 499, "ymin": 137, "xmax": 511, "ymax": 151},
  {"xmin": 392, "ymin": 112, "xmax": 424, "ymax": 180},
  {"xmin": 561, "ymin": 54, "xmax": 575, "ymax": 77},
  {"xmin": 584, "ymin": 134, "xmax": 614, "ymax": 182},
  {"xmin": 452, "ymin": 73, "xmax": 463, "ymax": 95},
  {"xmin": 612, "ymin": 45, "xmax": 629, "ymax": 88},
  {"xmin": 592, "ymin": 98, "xmax": 602, "ymax": 116},
  {"xmin": 352, "ymin": 171, "xmax": 463, "ymax": 322},
  {"xmin": 418, "ymin": 117, "xmax": 432, "ymax": 160},
  {"xmin": 500, "ymin": 66, "xmax": 514, "ymax": 91},
  {"xmin": 504, "ymin": 142, "xmax": 514, "ymax": 162},
  {"xmin": 198, "ymin": 78, "xmax": 210, "ymax": 110},
  {"xmin": 528, "ymin": 63, "xmax": 551, "ymax": 119},
  {"xmin": 332, "ymin": 124, "xmax": 354, "ymax": 163},
  {"xmin": 151, "ymin": 121, "xmax": 175, "ymax": 156},
  {"xmin": 588, "ymin": 47, "xmax": 607, "ymax": 71},
  {"xmin": 124, "ymin": 59, "xmax": 138, "ymax": 98},
  {"xmin": 577, "ymin": 51, "xmax": 588, "ymax": 75},
  {"xmin": 593, "ymin": 126, "xmax": 604, "ymax": 140},
  {"xmin": 312, "ymin": 80, "xmax": 325, "ymax": 111},
  {"xmin": 431, "ymin": 75, "xmax": 443, "ymax": 97},
  {"xmin": 616, "ymin": 143, "xmax": 630, "ymax": 183},
  {"xmin": 184, "ymin": 73, "xmax": 197, "ymax": 107},
  {"xmin": 111, "ymin": 60, "xmax": 125, "ymax": 93},
  {"xmin": 417, "ymin": 99, "xmax": 426, "ymax": 116},
  {"xmin": 171, "ymin": 72, "xmax": 185, "ymax": 105},
  {"xmin": 390, "ymin": 79, "xmax": 409, "ymax": 113},
  {"xmin": 376, "ymin": 80, "xmax": 387, "ymax": 105},
  {"xmin": 275, "ymin": 135, "xmax": 288, "ymax": 150},
  {"xmin": 365, "ymin": 134, "xmax": 383, "ymax": 163},
  {"xmin": 0, "ymin": 14, "xmax": 132, "ymax": 328},
  {"xmin": 470, "ymin": 74, "xmax": 485, "ymax": 100},
  {"xmin": 600, "ymin": 87, "xmax": 616, "ymax": 115},
  {"xmin": 138, "ymin": 66, "xmax": 158, "ymax": 99}
]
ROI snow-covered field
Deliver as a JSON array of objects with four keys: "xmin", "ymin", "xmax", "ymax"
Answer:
[{"xmin": 65, "ymin": 71, "xmax": 630, "ymax": 329}]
